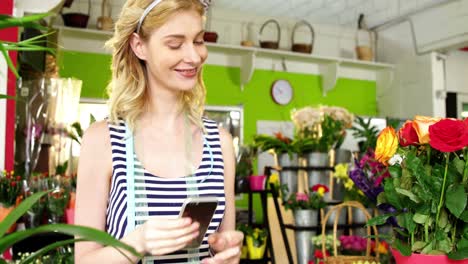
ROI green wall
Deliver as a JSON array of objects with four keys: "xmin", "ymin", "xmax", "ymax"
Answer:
[{"xmin": 59, "ymin": 50, "xmax": 377, "ymax": 222}]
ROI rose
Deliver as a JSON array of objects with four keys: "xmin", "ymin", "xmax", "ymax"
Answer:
[
  {"xmin": 429, "ymin": 118, "xmax": 468, "ymax": 152},
  {"xmin": 295, "ymin": 192, "xmax": 308, "ymax": 202},
  {"xmin": 412, "ymin": 115, "xmax": 441, "ymax": 144},
  {"xmin": 375, "ymin": 127, "xmax": 398, "ymax": 165},
  {"xmin": 398, "ymin": 120, "xmax": 419, "ymax": 146}
]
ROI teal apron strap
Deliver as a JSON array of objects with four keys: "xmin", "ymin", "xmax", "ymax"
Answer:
[{"xmin": 125, "ymin": 125, "xmax": 136, "ymax": 235}]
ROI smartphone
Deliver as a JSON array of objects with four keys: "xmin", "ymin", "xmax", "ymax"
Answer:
[{"xmin": 179, "ymin": 196, "xmax": 219, "ymax": 249}]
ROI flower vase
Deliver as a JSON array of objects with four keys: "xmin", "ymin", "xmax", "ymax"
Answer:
[
  {"xmin": 249, "ymin": 175, "xmax": 267, "ymax": 191},
  {"xmin": 306, "ymin": 152, "xmax": 330, "ymax": 198},
  {"xmin": 391, "ymin": 248, "xmax": 468, "ymax": 264},
  {"xmin": 0, "ymin": 203, "xmax": 17, "ymax": 233},
  {"xmin": 277, "ymin": 153, "xmax": 298, "ymax": 201},
  {"xmin": 294, "ymin": 209, "xmax": 318, "ymax": 264},
  {"xmin": 246, "ymin": 235, "xmax": 267, "ymax": 259}
]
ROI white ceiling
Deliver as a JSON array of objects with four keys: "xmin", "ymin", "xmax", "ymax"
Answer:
[{"xmin": 211, "ymin": 0, "xmax": 450, "ymax": 28}]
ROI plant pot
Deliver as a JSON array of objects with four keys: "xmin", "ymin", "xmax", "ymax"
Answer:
[
  {"xmin": 249, "ymin": 175, "xmax": 266, "ymax": 191},
  {"xmin": 294, "ymin": 209, "xmax": 318, "ymax": 264},
  {"xmin": 246, "ymin": 236, "xmax": 267, "ymax": 259},
  {"xmin": 334, "ymin": 149, "xmax": 352, "ymax": 165},
  {"xmin": 391, "ymin": 248, "xmax": 468, "ymax": 264},
  {"xmin": 306, "ymin": 152, "xmax": 330, "ymax": 198},
  {"xmin": 277, "ymin": 153, "xmax": 299, "ymax": 201},
  {"xmin": 0, "ymin": 204, "xmax": 17, "ymax": 233}
]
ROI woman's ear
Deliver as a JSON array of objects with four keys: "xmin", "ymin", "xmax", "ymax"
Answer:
[{"xmin": 129, "ymin": 32, "xmax": 147, "ymax": 60}]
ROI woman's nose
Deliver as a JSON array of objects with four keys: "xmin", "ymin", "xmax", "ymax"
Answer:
[{"xmin": 183, "ymin": 44, "xmax": 202, "ymax": 64}]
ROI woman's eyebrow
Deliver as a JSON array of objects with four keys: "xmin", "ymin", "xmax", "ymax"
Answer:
[{"xmin": 163, "ymin": 30, "xmax": 205, "ymax": 39}]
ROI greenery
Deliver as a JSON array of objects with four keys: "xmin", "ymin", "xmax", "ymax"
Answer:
[
  {"xmin": 0, "ymin": 171, "xmax": 23, "ymax": 207},
  {"xmin": 0, "ymin": 191, "xmax": 142, "ymax": 264},
  {"xmin": 283, "ymin": 184, "xmax": 329, "ymax": 211},
  {"xmin": 350, "ymin": 116, "xmax": 380, "ymax": 155},
  {"xmin": 367, "ymin": 116, "xmax": 468, "ymax": 260},
  {"xmin": 245, "ymin": 227, "xmax": 268, "ymax": 248},
  {"xmin": 235, "ymin": 144, "xmax": 257, "ymax": 178},
  {"xmin": 253, "ymin": 132, "xmax": 296, "ymax": 158},
  {"xmin": 291, "ymin": 106, "xmax": 353, "ymax": 154}
]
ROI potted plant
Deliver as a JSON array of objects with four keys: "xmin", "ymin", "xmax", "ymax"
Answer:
[
  {"xmin": 245, "ymin": 226, "xmax": 268, "ymax": 259},
  {"xmin": 367, "ymin": 116, "xmax": 468, "ymax": 263},
  {"xmin": 283, "ymin": 184, "xmax": 329, "ymax": 264},
  {"xmin": 236, "ymin": 223, "xmax": 249, "ymax": 259},
  {"xmin": 350, "ymin": 116, "xmax": 380, "ymax": 156},
  {"xmin": 235, "ymin": 144, "xmax": 257, "ymax": 193},
  {"xmin": 254, "ymin": 132, "xmax": 298, "ymax": 198}
]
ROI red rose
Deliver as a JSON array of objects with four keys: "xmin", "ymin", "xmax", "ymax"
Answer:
[
  {"xmin": 429, "ymin": 119, "xmax": 468, "ymax": 152},
  {"xmin": 398, "ymin": 120, "xmax": 419, "ymax": 146}
]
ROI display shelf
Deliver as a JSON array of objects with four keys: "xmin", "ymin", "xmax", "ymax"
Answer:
[{"xmin": 54, "ymin": 26, "xmax": 395, "ymax": 94}]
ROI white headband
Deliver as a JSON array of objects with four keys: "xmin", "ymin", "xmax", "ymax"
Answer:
[{"xmin": 136, "ymin": 0, "xmax": 211, "ymax": 34}]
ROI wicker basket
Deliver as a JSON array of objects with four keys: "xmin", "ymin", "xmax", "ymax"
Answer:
[
  {"xmin": 321, "ymin": 201, "xmax": 380, "ymax": 264},
  {"xmin": 291, "ymin": 20, "xmax": 314, "ymax": 54},
  {"xmin": 258, "ymin": 19, "xmax": 281, "ymax": 49}
]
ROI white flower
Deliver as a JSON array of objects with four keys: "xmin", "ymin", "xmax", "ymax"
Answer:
[{"xmin": 388, "ymin": 154, "xmax": 403, "ymax": 166}]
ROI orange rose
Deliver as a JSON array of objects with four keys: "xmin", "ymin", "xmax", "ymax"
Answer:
[
  {"xmin": 375, "ymin": 127, "xmax": 398, "ymax": 165},
  {"xmin": 412, "ymin": 115, "xmax": 442, "ymax": 144}
]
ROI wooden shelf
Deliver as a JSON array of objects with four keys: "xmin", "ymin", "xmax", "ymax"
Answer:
[{"xmin": 55, "ymin": 26, "xmax": 395, "ymax": 94}]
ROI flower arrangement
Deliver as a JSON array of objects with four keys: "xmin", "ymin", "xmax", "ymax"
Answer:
[
  {"xmin": 0, "ymin": 171, "xmax": 23, "ymax": 207},
  {"xmin": 334, "ymin": 163, "xmax": 371, "ymax": 206},
  {"xmin": 347, "ymin": 150, "xmax": 390, "ymax": 207},
  {"xmin": 283, "ymin": 184, "xmax": 329, "ymax": 211},
  {"xmin": 253, "ymin": 132, "xmax": 296, "ymax": 157},
  {"xmin": 368, "ymin": 116, "xmax": 468, "ymax": 259},
  {"xmin": 291, "ymin": 106, "xmax": 353, "ymax": 154}
]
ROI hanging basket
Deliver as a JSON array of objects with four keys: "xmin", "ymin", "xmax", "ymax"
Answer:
[
  {"xmin": 291, "ymin": 20, "xmax": 315, "ymax": 54},
  {"xmin": 258, "ymin": 19, "xmax": 281, "ymax": 49},
  {"xmin": 321, "ymin": 201, "xmax": 380, "ymax": 264},
  {"xmin": 62, "ymin": 0, "xmax": 91, "ymax": 28}
]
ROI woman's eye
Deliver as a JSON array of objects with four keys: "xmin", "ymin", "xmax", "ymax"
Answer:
[
  {"xmin": 194, "ymin": 40, "xmax": 205, "ymax": 45},
  {"xmin": 168, "ymin": 45, "xmax": 182, "ymax": 49}
]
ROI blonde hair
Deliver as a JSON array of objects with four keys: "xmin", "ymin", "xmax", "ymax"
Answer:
[{"xmin": 105, "ymin": 0, "xmax": 206, "ymax": 130}]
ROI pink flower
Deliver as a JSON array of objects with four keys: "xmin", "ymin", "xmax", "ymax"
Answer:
[{"xmin": 295, "ymin": 192, "xmax": 309, "ymax": 202}]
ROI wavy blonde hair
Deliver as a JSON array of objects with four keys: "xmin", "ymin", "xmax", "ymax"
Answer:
[{"xmin": 106, "ymin": 0, "xmax": 206, "ymax": 130}]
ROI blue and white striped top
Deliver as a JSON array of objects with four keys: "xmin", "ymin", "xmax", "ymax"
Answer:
[{"xmin": 105, "ymin": 118, "xmax": 226, "ymax": 263}]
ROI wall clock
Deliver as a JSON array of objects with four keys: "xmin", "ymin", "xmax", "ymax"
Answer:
[{"xmin": 271, "ymin": 79, "xmax": 293, "ymax": 105}]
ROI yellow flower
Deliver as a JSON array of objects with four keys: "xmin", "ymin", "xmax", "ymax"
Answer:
[
  {"xmin": 334, "ymin": 163, "xmax": 349, "ymax": 181},
  {"xmin": 317, "ymin": 187, "xmax": 326, "ymax": 196},
  {"xmin": 412, "ymin": 115, "xmax": 442, "ymax": 144},
  {"xmin": 375, "ymin": 127, "xmax": 398, "ymax": 165},
  {"xmin": 344, "ymin": 179, "xmax": 354, "ymax": 190},
  {"xmin": 268, "ymin": 173, "xmax": 279, "ymax": 185}
]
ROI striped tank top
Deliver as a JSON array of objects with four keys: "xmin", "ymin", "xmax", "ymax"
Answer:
[{"xmin": 105, "ymin": 118, "xmax": 226, "ymax": 263}]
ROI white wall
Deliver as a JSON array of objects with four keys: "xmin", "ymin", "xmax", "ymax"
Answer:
[
  {"xmin": 376, "ymin": 20, "xmax": 437, "ymax": 119},
  {"xmin": 446, "ymin": 50, "xmax": 468, "ymax": 93},
  {"xmin": 60, "ymin": 0, "xmax": 362, "ymax": 59}
]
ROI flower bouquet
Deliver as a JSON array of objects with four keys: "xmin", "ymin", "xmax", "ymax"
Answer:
[
  {"xmin": 367, "ymin": 116, "xmax": 468, "ymax": 261},
  {"xmin": 0, "ymin": 171, "xmax": 23, "ymax": 233}
]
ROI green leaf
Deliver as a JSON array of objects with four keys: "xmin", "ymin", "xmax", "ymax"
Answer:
[
  {"xmin": 0, "ymin": 224, "xmax": 142, "ymax": 258},
  {"xmin": 0, "ymin": 13, "xmax": 51, "ymax": 30},
  {"xmin": 412, "ymin": 241, "xmax": 426, "ymax": 252},
  {"xmin": 435, "ymin": 229, "xmax": 447, "ymax": 241},
  {"xmin": 413, "ymin": 213, "xmax": 429, "ymax": 224},
  {"xmin": 21, "ymin": 238, "xmax": 85, "ymax": 264},
  {"xmin": 0, "ymin": 94, "xmax": 16, "ymax": 100},
  {"xmin": 90, "ymin": 113, "xmax": 96, "ymax": 124},
  {"xmin": 0, "ymin": 191, "xmax": 48, "ymax": 236},
  {"xmin": 405, "ymin": 212, "xmax": 416, "ymax": 233},
  {"xmin": 452, "ymin": 156, "xmax": 465, "ymax": 176},
  {"xmin": 458, "ymin": 238, "xmax": 468, "ymax": 249},
  {"xmin": 446, "ymin": 184, "xmax": 467, "ymax": 218},
  {"xmin": 0, "ymin": 42, "xmax": 19, "ymax": 78},
  {"xmin": 376, "ymin": 192, "xmax": 387, "ymax": 205},
  {"xmin": 396, "ymin": 188, "xmax": 421, "ymax": 203},
  {"xmin": 438, "ymin": 209, "xmax": 448, "ymax": 229},
  {"xmin": 389, "ymin": 165, "xmax": 402, "ymax": 178},
  {"xmin": 365, "ymin": 214, "xmax": 393, "ymax": 226},
  {"xmin": 448, "ymin": 248, "xmax": 468, "ymax": 260},
  {"xmin": 384, "ymin": 179, "xmax": 403, "ymax": 210},
  {"xmin": 461, "ymin": 211, "xmax": 468, "ymax": 223},
  {"xmin": 394, "ymin": 239, "xmax": 412, "ymax": 256},
  {"xmin": 421, "ymin": 239, "xmax": 434, "ymax": 254},
  {"xmin": 437, "ymin": 238, "xmax": 452, "ymax": 254}
]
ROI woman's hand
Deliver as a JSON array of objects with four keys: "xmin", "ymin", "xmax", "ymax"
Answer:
[
  {"xmin": 201, "ymin": 230, "xmax": 244, "ymax": 264},
  {"xmin": 131, "ymin": 217, "xmax": 200, "ymax": 256}
]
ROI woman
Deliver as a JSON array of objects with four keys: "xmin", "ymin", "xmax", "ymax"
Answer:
[{"xmin": 74, "ymin": 0, "xmax": 243, "ymax": 263}]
